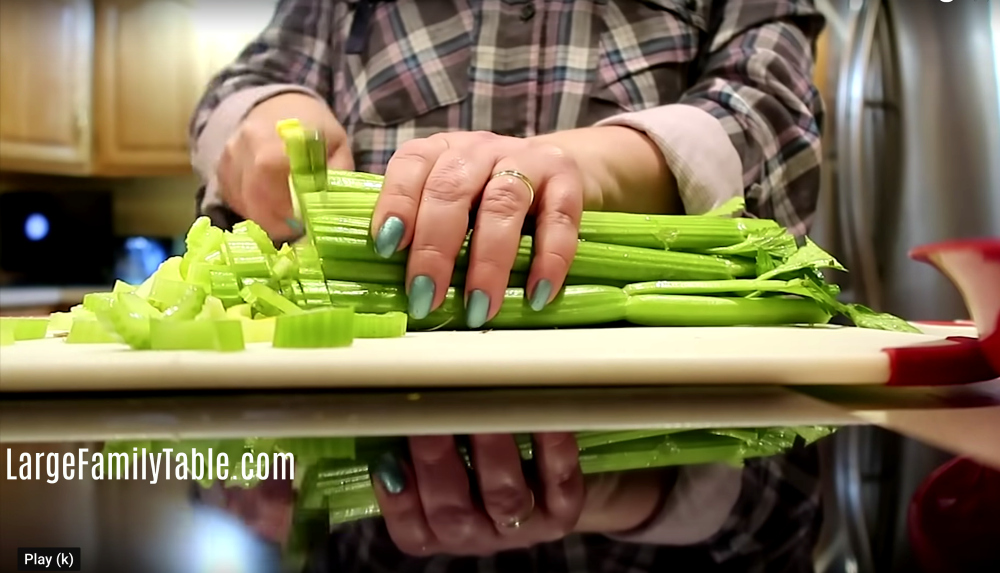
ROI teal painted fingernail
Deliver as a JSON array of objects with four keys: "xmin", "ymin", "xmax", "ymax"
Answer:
[
  {"xmin": 408, "ymin": 275, "xmax": 435, "ymax": 319},
  {"xmin": 285, "ymin": 218, "xmax": 303, "ymax": 233},
  {"xmin": 374, "ymin": 216, "xmax": 404, "ymax": 258},
  {"xmin": 530, "ymin": 280, "xmax": 552, "ymax": 312},
  {"xmin": 373, "ymin": 452, "xmax": 406, "ymax": 495},
  {"xmin": 466, "ymin": 290, "xmax": 490, "ymax": 329}
]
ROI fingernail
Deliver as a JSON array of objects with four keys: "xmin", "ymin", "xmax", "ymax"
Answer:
[
  {"xmin": 466, "ymin": 290, "xmax": 490, "ymax": 329},
  {"xmin": 372, "ymin": 452, "xmax": 406, "ymax": 495},
  {"xmin": 408, "ymin": 275, "xmax": 435, "ymax": 319},
  {"xmin": 374, "ymin": 216, "xmax": 404, "ymax": 259},
  {"xmin": 285, "ymin": 218, "xmax": 303, "ymax": 233},
  {"xmin": 530, "ymin": 280, "xmax": 552, "ymax": 312}
]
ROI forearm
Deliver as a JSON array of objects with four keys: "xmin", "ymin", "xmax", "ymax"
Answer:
[
  {"xmin": 574, "ymin": 469, "xmax": 676, "ymax": 534},
  {"xmin": 576, "ymin": 464, "xmax": 743, "ymax": 546},
  {"xmin": 532, "ymin": 126, "xmax": 680, "ymax": 215}
]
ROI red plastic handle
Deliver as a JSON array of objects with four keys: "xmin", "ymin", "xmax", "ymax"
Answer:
[
  {"xmin": 901, "ymin": 238, "xmax": 1000, "ymax": 383},
  {"xmin": 884, "ymin": 336, "xmax": 998, "ymax": 386}
]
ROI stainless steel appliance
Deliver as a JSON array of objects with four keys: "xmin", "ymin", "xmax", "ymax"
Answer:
[{"xmin": 812, "ymin": 1, "xmax": 1000, "ymax": 572}]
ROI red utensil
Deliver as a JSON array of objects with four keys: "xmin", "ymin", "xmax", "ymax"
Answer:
[{"xmin": 910, "ymin": 238, "xmax": 1000, "ymax": 372}]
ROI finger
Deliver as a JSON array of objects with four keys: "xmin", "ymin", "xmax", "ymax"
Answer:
[
  {"xmin": 328, "ymin": 141, "xmax": 355, "ymax": 171},
  {"xmin": 217, "ymin": 139, "xmax": 246, "ymax": 215},
  {"xmin": 370, "ymin": 137, "xmax": 449, "ymax": 261},
  {"xmin": 408, "ymin": 435, "xmax": 495, "ymax": 547},
  {"xmin": 469, "ymin": 434, "xmax": 535, "ymax": 532},
  {"xmin": 405, "ymin": 148, "xmax": 497, "ymax": 319},
  {"xmin": 371, "ymin": 452, "xmax": 438, "ymax": 557},
  {"xmin": 533, "ymin": 433, "xmax": 585, "ymax": 531},
  {"xmin": 243, "ymin": 144, "xmax": 297, "ymax": 239},
  {"xmin": 526, "ymin": 164, "xmax": 582, "ymax": 311},
  {"xmin": 463, "ymin": 156, "xmax": 537, "ymax": 328}
]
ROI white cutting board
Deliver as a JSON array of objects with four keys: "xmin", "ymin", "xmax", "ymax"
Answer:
[{"xmin": 0, "ymin": 324, "xmax": 986, "ymax": 392}]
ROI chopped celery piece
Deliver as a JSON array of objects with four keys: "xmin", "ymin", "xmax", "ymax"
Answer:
[
  {"xmin": 182, "ymin": 220, "xmax": 226, "ymax": 279},
  {"xmin": 66, "ymin": 319, "xmax": 118, "ymax": 344},
  {"xmin": 82, "ymin": 292, "xmax": 115, "ymax": 313},
  {"xmin": 223, "ymin": 234, "xmax": 271, "ymax": 278},
  {"xmin": 69, "ymin": 304, "xmax": 91, "ymax": 317},
  {"xmin": 161, "ymin": 284, "xmax": 208, "ymax": 321},
  {"xmin": 206, "ymin": 267, "xmax": 242, "ymax": 306},
  {"xmin": 233, "ymin": 219, "xmax": 277, "ymax": 257},
  {"xmin": 149, "ymin": 278, "xmax": 205, "ymax": 311},
  {"xmin": 273, "ymin": 307, "xmax": 354, "ymax": 348},
  {"xmin": 241, "ymin": 317, "xmax": 276, "ymax": 343},
  {"xmin": 149, "ymin": 319, "xmax": 245, "ymax": 351},
  {"xmin": 241, "ymin": 283, "xmax": 303, "ymax": 317},
  {"xmin": 135, "ymin": 257, "xmax": 182, "ymax": 300},
  {"xmin": 226, "ymin": 304, "xmax": 253, "ymax": 319},
  {"xmin": 2, "ymin": 317, "xmax": 50, "ymax": 340},
  {"xmin": 353, "ymin": 312, "xmax": 407, "ymax": 338},
  {"xmin": 48, "ymin": 312, "xmax": 73, "ymax": 331},
  {"xmin": 0, "ymin": 321, "xmax": 14, "ymax": 346},
  {"xmin": 109, "ymin": 292, "xmax": 163, "ymax": 350},
  {"xmin": 271, "ymin": 245, "xmax": 299, "ymax": 280},
  {"xmin": 113, "ymin": 280, "xmax": 136, "ymax": 293},
  {"xmin": 196, "ymin": 296, "xmax": 227, "ymax": 321}
]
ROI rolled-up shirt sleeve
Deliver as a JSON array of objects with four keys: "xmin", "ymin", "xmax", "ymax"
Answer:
[
  {"xmin": 188, "ymin": 0, "xmax": 337, "ymax": 224},
  {"xmin": 596, "ymin": 1, "xmax": 826, "ymax": 236}
]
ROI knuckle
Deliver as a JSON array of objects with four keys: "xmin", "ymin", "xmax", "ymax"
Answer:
[
  {"xmin": 482, "ymin": 485, "xmax": 530, "ymax": 519},
  {"xmin": 481, "ymin": 183, "xmax": 526, "ymax": 219},
  {"xmin": 251, "ymin": 149, "xmax": 288, "ymax": 176},
  {"xmin": 535, "ymin": 142, "xmax": 570, "ymax": 162},
  {"xmin": 537, "ymin": 206, "xmax": 579, "ymax": 230},
  {"xmin": 393, "ymin": 139, "xmax": 438, "ymax": 165},
  {"xmin": 426, "ymin": 506, "xmax": 479, "ymax": 540},
  {"xmin": 409, "ymin": 242, "xmax": 452, "ymax": 265},
  {"xmin": 545, "ymin": 250, "xmax": 574, "ymax": 275},
  {"xmin": 423, "ymin": 167, "xmax": 470, "ymax": 203}
]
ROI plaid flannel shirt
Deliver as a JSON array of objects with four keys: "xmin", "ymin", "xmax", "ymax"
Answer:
[{"xmin": 190, "ymin": 1, "xmax": 827, "ymax": 571}]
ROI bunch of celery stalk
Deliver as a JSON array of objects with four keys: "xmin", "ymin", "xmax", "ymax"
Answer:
[
  {"xmin": 101, "ymin": 427, "xmax": 834, "ymax": 565},
  {"xmin": 0, "ymin": 120, "xmax": 916, "ymax": 348},
  {"xmin": 0, "ymin": 118, "xmax": 918, "ymax": 562}
]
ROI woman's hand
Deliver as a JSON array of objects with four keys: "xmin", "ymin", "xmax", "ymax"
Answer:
[
  {"xmin": 372, "ymin": 433, "xmax": 585, "ymax": 557},
  {"xmin": 218, "ymin": 93, "xmax": 354, "ymax": 241},
  {"xmin": 370, "ymin": 132, "xmax": 586, "ymax": 327}
]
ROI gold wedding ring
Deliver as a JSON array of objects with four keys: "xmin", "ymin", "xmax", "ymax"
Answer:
[
  {"xmin": 496, "ymin": 489, "xmax": 536, "ymax": 531},
  {"xmin": 490, "ymin": 170, "xmax": 536, "ymax": 207}
]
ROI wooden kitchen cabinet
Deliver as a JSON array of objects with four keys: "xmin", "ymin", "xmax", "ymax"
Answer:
[
  {"xmin": 94, "ymin": 0, "xmax": 203, "ymax": 175},
  {"xmin": 0, "ymin": 0, "xmax": 94, "ymax": 174},
  {"xmin": 0, "ymin": 0, "xmax": 267, "ymax": 176}
]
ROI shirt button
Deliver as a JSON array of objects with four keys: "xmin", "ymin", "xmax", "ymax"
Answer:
[{"xmin": 520, "ymin": 3, "xmax": 536, "ymax": 21}]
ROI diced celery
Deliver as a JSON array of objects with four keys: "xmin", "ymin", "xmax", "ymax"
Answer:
[
  {"xmin": 108, "ymin": 292, "xmax": 163, "ymax": 350},
  {"xmin": 0, "ymin": 321, "xmax": 14, "ymax": 346},
  {"xmin": 273, "ymin": 307, "xmax": 354, "ymax": 348},
  {"xmin": 48, "ymin": 312, "xmax": 74, "ymax": 331},
  {"xmin": 353, "ymin": 312, "xmax": 407, "ymax": 338},
  {"xmin": 226, "ymin": 304, "xmax": 253, "ymax": 320},
  {"xmin": 66, "ymin": 319, "xmax": 118, "ymax": 344},
  {"xmin": 196, "ymin": 296, "xmax": 227, "ymax": 321},
  {"xmin": 1, "ymin": 317, "xmax": 50, "ymax": 340},
  {"xmin": 241, "ymin": 283, "xmax": 303, "ymax": 317},
  {"xmin": 241, "ymin": 317, "xmax": 276, "ymax": 343},
  {"xmin": 149, "ymin": 319, "xmax": 244, "ymax": 352}
]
